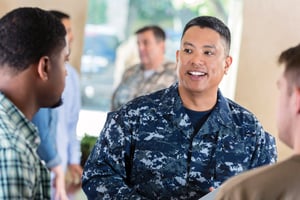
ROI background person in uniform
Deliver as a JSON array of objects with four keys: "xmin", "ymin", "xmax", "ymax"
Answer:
[
  {"xmin": 0, "ymin": 7, "xmax": 67, "ymax": 199},
  {"xmin": 215, "ymin": 43, "xmax": 300, "ymax": 200},
  {"xmin": 111, "ymin": 25, "xmax": 177, "ymax": 111},
  {"xmin": 81, "ymin": 16, "xmax": 277, "ymax": 199}
]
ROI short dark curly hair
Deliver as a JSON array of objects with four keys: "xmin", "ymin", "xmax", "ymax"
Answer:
[{"xmin": 0, "ymin": 7, "xmax": 66, "ymax": 72}]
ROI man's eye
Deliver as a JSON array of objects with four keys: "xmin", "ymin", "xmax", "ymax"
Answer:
[
  {"xmin": 183, "ymin": 49, "xmax": 192, "ymax": 54},
  {"xmin": 204, "ymin": 50, "xmax": 214, "ymax": 55}
]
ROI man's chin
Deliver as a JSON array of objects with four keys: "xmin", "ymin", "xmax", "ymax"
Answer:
[{"xmin": 50, "ymin": 98, "xmax": 63, "ymax": 108}]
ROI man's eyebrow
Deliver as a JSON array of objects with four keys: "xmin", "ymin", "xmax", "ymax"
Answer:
[
  {"xmin": 183, "ymin": 41, "xmax": 195, "ymax": 48},
  {"xmin": 202, "ymin": 44, "xmax": 216, "ymax": 49},
  {"xmin": 183, "ymin": 41, "xmax": 216, "ymax": 49}
]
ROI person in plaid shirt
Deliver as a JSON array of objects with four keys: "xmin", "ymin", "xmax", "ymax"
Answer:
[{"xmin": 0, "ymin": 7, "xmax": 68, "ymax": 199}]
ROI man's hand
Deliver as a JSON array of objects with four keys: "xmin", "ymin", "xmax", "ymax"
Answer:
[
  {"xmin": 65, "ymin": 164, "xmax": 83, "ymax": 194},
  {"xmin": 51, "ymin": 165, "xmax": 68, "ymax": 200}
]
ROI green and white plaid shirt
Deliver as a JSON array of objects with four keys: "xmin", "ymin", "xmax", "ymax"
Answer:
[{"xmin": 0, "ymin": 93, "xmax": 50, "ymax": 199}]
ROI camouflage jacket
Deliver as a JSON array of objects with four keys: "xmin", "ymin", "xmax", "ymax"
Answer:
[
  {"xmin": 82, "ymin": 83, "xmax": 277, "ymax": 200},
  {"xmin": 111, "ymin": 61, "xmax": 177, "ymax": 111}
]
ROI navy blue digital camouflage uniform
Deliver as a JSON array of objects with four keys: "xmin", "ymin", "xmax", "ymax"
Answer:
[{"xmin": 82, "ymin": 83, "xmax": 277, "ymax": 200}]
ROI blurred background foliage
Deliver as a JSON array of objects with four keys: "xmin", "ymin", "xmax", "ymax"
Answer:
[{"xmin": 86, "ymin": 0, "xmax": 230, "ymax": 38}]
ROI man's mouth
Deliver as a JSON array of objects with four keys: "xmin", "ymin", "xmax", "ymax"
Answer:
[{"xmin": 187, "ymin": 71, "xmax": 207, "ymax": 76}]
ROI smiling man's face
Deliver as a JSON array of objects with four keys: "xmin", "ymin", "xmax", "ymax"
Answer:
[{"xmin": 176, "ymin": 26, "xmax": 232, "ymax": 96}]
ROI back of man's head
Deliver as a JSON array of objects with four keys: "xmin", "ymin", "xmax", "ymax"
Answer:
[
  {"xmin": 49, "ymin": 10, "xmax": 70, "ymax": 21},
  {"xmin": 278, "ymin": 43, "xmax": 300, "ymax": 90},
  {"xmin": 0, "ymin": 7, "xmax": 66, "ymax": 72}
]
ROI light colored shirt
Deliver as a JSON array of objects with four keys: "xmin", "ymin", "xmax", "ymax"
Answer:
[
  {"xmin": 0, "ymin": 92, "xmax": 50, "ymax": 199},
  {"xmin": 55, "ymin": 63, "xmax": 81, "ymax": 171},
  {"xmin": 82, "ymin": 83, "xmax": 277, "ymax": 199},
  {"xmin": 33, "ymin": 108, "xmax": 61, "ymax": 169}
]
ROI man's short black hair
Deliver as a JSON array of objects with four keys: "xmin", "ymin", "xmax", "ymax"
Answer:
[
  {"xmin": 49, "ymin": 10, "xmax": 70, "ymax": 21},
  {"xmin": 278, "ymin": 43, "xmax": 300, "ymax": 91},
  {"xmin": 135, "ymin": 25, "xmax": 166, "ymax": 42},
  {"xmin": 0, "ymin": 7, "xmax": 66, "ymax": 71},
  {"xmin": 182, "ymin": 16, "xmax": 231, "ymax": 55}
]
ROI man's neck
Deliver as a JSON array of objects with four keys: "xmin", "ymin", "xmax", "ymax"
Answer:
[
  {"xmin": 0, "ymin": 68, "xmax": 38, "ymax": 120},
  {"xmin": 179, "ymin": 86, "xmax": 218, "ymax": 112}
]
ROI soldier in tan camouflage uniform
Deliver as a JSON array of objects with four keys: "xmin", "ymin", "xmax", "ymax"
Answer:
[{"xmin": 111, "ymin": 25, "xmax": 177, "ymax": 111}]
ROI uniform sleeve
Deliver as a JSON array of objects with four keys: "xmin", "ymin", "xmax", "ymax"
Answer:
[
  {"xmin": 212, "ymin": 113, "xmax": 277, "ymax": 188},
  {"xmin": 81, "ymin": 112, "xmax": 147, "ymax": 199},
  {"xmin": 250, "ymin": 126, "xmax": 277, "ymax": 168}
]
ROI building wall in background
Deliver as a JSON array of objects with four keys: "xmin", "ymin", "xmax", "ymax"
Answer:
[{"xmin": 236, "ymin": 0, "xmax": 300, "ymax": 160}]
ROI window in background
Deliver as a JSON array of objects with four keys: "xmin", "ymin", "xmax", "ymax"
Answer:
[{"xmin": 77, "ymin": 0, "xmax": 242, "ymax": 137}]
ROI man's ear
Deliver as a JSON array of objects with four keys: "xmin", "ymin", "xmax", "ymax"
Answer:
[
  {"xmin": 295, "ymin": 87, "xmax": 300, "ymax": 114},
  {"xmin": 176, "ymin": 50, "xmax": 179, "ymax": 63},
  {"xmin": 224, "ymin": 56, "xmax": 232, "ymax": 74},
  {"xmin": 37, "ymin": 56, "xmax": 50, "ymax": 81}
]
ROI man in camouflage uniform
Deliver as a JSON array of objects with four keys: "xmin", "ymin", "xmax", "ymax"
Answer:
[
  {"xmin": 82, "ymin": 16, "xmax": 277, "ymax": 199},
  {"xmin": 111, "ymin": 25, "xmax": 177, "ymax": 111}
]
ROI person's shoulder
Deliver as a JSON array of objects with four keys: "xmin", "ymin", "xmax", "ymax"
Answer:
[
  {"xmin": 124, "ymin": 63, "xmax": 141, "ymax": 73},
  {"xmin": 119, "ymin": 63, "xmax": 141, "ymax": 80},
  {"xmin": 223, "ymin": 97, "xmax": 259, "ymax": 124},
  {"xmin": 163, "ymin": 61, "xmax": 176, "ymax": 69},
  {"xmin": 217, "ymin": 96, "xmax": 273, "ymax": 138},
  {"xmin": 216, "ymin": 164, "xmax": 274, "ymax": 199},
  {"xmin": 130, "ymin": 87, "xmax": 169, "ymax": 106},
  {"xmin": 225, "ymin": 97, "xmax": 251, "ymax": 112},
  {"xmin": 138, "ymin": 83, "xmax": 176, "ymax": 101},
  {"xmin": 216, "ymin": 158, "xmax": 296, "ymax": 200},
  {"xmin": 119, "ymin": 83, "xmax": 177, "ymax": 112}
]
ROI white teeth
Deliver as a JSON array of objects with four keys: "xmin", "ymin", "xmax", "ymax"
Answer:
[{"xmin": 189, "ymin": 71, "xmax": 206, "ymax": 76}]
